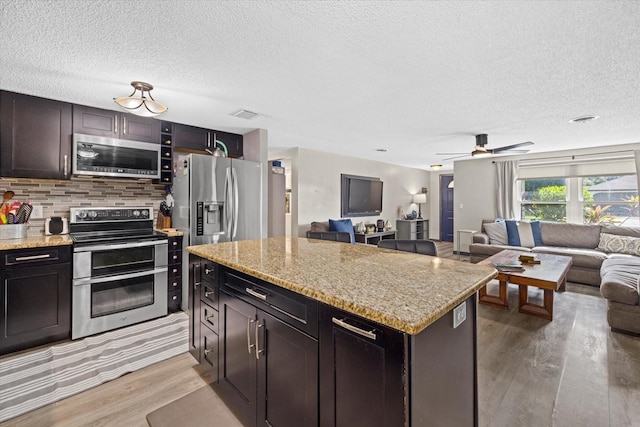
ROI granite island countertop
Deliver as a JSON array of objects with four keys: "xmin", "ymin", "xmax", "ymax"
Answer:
[
  {"xmin": 0, "ymin": 234, "xmax": 73, "ymax": 250},
  {"xmin": 188, "ymin": 236, "xmax": 498, "ymax": 335}
]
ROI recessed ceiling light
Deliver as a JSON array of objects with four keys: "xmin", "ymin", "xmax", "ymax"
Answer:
[
  {"xmin": 231, "ymin": 109, "xmax": 259, "ymax": 119},
  {"xmin": 375, "ymin": 148, "xmax": 388, "ymax": 152},
  {"xmin": 430, "ymin": 164, "xmax": 442, "ymax": 170},
  {"xmin": 569, "ymin": 115, "xmax": 599, "ymax": 124}
]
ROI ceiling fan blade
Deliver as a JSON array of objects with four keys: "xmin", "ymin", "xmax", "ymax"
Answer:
[
  {"xmin": 492, "ymin": 141, "xmax": 534, "ymax": 153},
  {"xmin": 436, "ymin": 152, "xmax": 467, "ymax": 155},
  {"xmin": 494, "ymin": 149, "xmax": 530, "ymax": 154},
  {"xmin": 442, "ymin": 154, "xmax": 470, "ymax": 161}
]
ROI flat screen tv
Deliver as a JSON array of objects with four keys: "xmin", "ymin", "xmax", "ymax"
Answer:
[{"xmin": 341, "ymin": 174, "xmax": 383, "ymax": 217}]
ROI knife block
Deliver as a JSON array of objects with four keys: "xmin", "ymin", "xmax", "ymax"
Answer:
[{"xmin": 157, "ymin": 212, "xmax": 171, "ymax": 229}]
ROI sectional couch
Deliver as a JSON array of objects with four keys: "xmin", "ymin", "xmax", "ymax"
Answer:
[{"xmin": 470, "ymin": 220, "xmax": 640, "ymax": 335}]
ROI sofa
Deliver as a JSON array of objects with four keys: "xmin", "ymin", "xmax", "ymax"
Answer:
[
  {"xmin": 470, "ymin": 219, "xmax": 640, "ymax": 335},
  {"xmin": 306, "ymin": 221, "xmax": 352, "ymax": 242}
]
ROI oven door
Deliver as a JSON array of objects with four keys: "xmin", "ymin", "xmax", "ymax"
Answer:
[
  {"xmin": 73, "ymin": 239, "xmax": 168, "ymax": 279},
  {"xmin": 72, "ymin": 268, "xmax": 168, "ymax": 339}
]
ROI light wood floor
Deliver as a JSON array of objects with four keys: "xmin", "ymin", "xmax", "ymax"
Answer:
[{"xmin": 2, "ymin": 241, "xmax": 639, "ymax": 427}]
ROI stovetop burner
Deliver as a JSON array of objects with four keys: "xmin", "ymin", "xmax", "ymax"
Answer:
[{"xmin": 69, "ymin": 207, "xmax": 167, "ymax": 246}]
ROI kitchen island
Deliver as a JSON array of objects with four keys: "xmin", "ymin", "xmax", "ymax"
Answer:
[{"xmin": 187, "ymin": 236, "xmax": 497, "ymax": 427}]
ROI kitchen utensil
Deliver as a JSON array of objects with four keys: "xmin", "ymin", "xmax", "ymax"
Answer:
[
  {"xmin": 2, "ymin": 190, "xmax": 14, "ymax": 218},
  {"xmin": 16, "ymin": 203, "xmax": 32, "ymax": 223}
]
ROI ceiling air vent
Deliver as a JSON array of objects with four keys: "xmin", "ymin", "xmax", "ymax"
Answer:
[{"xmin": 231, "ymin": 109, "xmax": 259, "ymax": 119}]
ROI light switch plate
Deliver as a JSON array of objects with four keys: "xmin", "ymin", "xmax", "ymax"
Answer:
[
  {"xmin": 453, "ymin": 301, "xmax": 466, "ymax": 329},
  {"xmin": 31, "ymin": 205, "xmax": 44, "ymax": 219}
]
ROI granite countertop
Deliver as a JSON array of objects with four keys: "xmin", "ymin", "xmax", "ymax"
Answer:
[
  {"xmin": 0, "ymin": 234, "xmax": 73, "ymax": 250},
  {"xmin": 155, "ymin": 228, "xmax": 184, "ymax": 237},
  {"xmin": 187, "ymin": 236, "xmax": 498, "ymax": 335}
]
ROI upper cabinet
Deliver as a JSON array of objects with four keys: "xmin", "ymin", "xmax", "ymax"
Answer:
[
  {"xmin": 174, "ymin": 124, "xmax": 243, "ymax": 158},
  {"xmin": 0, "ymin": 91, "xmax": 73, "ymax": 179},
  {"xmin": 72, "ymin": 105, "xmax": 161, "ymax": 143}
]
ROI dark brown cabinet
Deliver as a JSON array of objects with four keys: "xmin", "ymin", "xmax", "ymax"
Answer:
[
  {"xmin": 217, "ymin": 286, "xmax": 318, "ymax": 427},
  {"xmin": 320, "ymin": 296, "xmax": 478, "ymax": 427},
  {"xmin": 0, "ymin": 246, "xmax": 71, "ymax": 355},
  {"xmin": 160, "ymin": 121, "xmax": 173, "ymax": 184},
  {"xmin": 72, "ymin": 104, "xmax": 161, "ymax": 142},
  {"xmin": 174, "ymin": 124, "xmax": 243, "ymax": 158},
  {"xmin": 0, "ymin": 90, "xmax": 73, "ymax": 179},
  {"xmin": 319, "ymin": 305, "xmax": 405, "ymax": 427},
  {"xmin": 167, "ymin": 236, "xmax": 183, "ymax": 312}
]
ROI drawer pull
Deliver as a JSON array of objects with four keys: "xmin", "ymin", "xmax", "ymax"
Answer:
[
  {"xmin": 206, "ymin": 314, "xmax": 215, "ymax": 322},
  {"xmin": 172, "ymin": 295, "xmax": 178, "ymax": 301},
  {"xmin": 205, "ymin": 268, "xmax": 212, "ymax": 275},
  {"xmin": 204, "ymin": 348, "xmax": 212, "ymax": 356},
  {"xmin": 172, "ymin": 255, "xmax": 178, "ymax": 260},
  {"xmin": 205, "ymin": 290, "xmax": 215, "ymax": 298},
  {"xmin": 172, "ymin": 282, "xmax": 178, "ymax": 287},
  {"xmin": 172, "ymin": 241, "xmax": 178, "ymax": 246},
  {"xmin": 15, "ymin": 254, "xmax": 51, "ymax": 262},
  {"xmin": 332, "ymin": 317, "xmax": 377, "ymax": 340},
  {"xmin": 245, "ymin": 287, "xmax": 268, "ymax": 301}
]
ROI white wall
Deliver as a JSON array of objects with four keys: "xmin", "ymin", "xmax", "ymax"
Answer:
[
  {"xmin": 293, "ymin": 148, "xmax": 430, "ymax": 237},
  {"xmin": 243, "ymin": 128, "xmax": 269, "ymax": 238},
  {"xmin": 453, "ymin": 141, "xmax": 640, "ymax": 251}
]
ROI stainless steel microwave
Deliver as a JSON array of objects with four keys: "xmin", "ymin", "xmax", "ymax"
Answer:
[{"xmin": 72, "ymin": 133, "xmax": 161, "ymax": 179}]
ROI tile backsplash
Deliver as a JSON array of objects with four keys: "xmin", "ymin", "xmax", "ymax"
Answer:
[{"xmin": 1, "ymin": 177, "xmax": 167, "ymax": 236}]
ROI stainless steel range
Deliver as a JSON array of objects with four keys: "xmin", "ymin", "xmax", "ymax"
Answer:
[{"xmin": 69, "ymin": 207, "xmax": 168, "ymax": 339}]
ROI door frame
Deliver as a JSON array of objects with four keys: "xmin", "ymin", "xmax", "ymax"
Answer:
[{"xmin": 439, "ymin": 174, "xmax": 454, "ymax": 242}]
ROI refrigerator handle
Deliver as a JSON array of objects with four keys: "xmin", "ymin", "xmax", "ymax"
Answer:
[
  {"xmin": 225, "ymin": 167, "xmax": 233, "ymax": 239},
  {"xmin": 232, "ymin": 167, "xmax": 239, "ymax": 239}
]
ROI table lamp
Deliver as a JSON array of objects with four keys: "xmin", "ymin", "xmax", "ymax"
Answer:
[{"xmin": 413, "ymin": 193, "xmax": 427, "ymax": 219}]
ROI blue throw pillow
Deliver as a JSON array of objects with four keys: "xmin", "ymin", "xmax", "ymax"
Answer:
[
  {"xmin": 504, "ymin": 220, "xmax": 542, "ymax": 248},
  {"xmin": 329, "ymin": 218, "xmax": 355, "ymax": 243}
]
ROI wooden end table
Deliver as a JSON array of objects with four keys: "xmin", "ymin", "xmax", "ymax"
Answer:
[{"xmin": 478, "ymin": 250, "xmax": 572, "ymax": 320}]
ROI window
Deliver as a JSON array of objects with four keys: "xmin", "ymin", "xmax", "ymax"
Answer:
[
  {"xmin": 518, "ymin": 175, "xmax": 639, "ymax": 226},
  {"xmin": 582, "ymin": 176, "xmax": 639, "ymax": 226},
  {"xmin": 520, "ymin": 178, "xmax": 567, "ymax": 222}
]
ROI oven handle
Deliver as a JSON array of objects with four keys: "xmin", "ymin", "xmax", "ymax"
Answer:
[
  {"xmin": 73, "ymin": 239, "xmax": 168, "ymax": 253},
  {"xmin": 72, "ymin": 267, "xmax": 168, "ymax": 286}
]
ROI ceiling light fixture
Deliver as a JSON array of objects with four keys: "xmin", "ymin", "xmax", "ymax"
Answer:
[
  {"xmin": 471, "ymin": 146, "xmax": 492, "ymax": 158},
  {"xmin": 569, "ymin": 115, "xmax": 599, "ymax": 124},
  {"xmin": 430, "ymin": 164, "xmax": 442, "ymax": 170},
  {"xmin": 114, "ymin": 81, "xmax": 167, "ymax": 117}
]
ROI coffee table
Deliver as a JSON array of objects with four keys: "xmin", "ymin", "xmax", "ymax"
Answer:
[{"xmin": 478, "ymin": 250, "xmax": 572, "ymax": 320}]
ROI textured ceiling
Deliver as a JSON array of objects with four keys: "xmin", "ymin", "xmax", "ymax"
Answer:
[{"xmin": 1, "ymin": 1, "xmax": 639, "ymax": 170}]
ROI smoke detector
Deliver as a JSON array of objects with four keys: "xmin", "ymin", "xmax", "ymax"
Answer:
[{"xmin": 231, "ymin": 109, "xmax": 259, "ymax": 119}]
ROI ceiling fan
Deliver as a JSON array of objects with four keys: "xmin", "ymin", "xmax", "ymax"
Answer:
[{"xmin": 437, "ymin": 134, "xmax": 534, "ymax": 161}]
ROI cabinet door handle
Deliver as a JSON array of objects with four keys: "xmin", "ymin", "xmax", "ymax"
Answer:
[
  {"xmin": 247, "ymin": 318, "xmax": 255, "ymax": 354},
  {"xmin": 172, "ymin": 255, "xmax": 178, "ymax": 260},
  {"xmin": 63, "ymin": 154, "xmax": 68, "ymax": 177},
  {"xmin": 193, "ymin": 263, "xmax": 201, "ymax": 289},
  {"xmin": 205, "ymin": 290, "xmax": 215, "ymax": 298},
  {"xmin": 114, "ymin": 114, "xmax": 118, "ymax": 134},
  {"xmin": 15, "ymin": 254, "xmax": 51, "ymax": 262},
  {"xmin": 245, "ymin": 287, "xmax": 268, "ymax": 301},
  {"xmin": 255, "ymin": 321, "xmax": 264, "ymax": 360},
  {"xmin": 122, "ymin": 115, "xmax": 126, "ymax": 134},
  {"xmin": 206, "ymin": 314, "xmax": 215, "ymax": 322},
  {"xmin": 205, "ymin": 268, "xmax": 212, "ymax": 275},
  {"xmin": 204, "ymin": 348, "xmax": 212, "ymax": 356},
  {"xmin": 332, "ymin": 317, "xmax": 377, "ymax": 340}
]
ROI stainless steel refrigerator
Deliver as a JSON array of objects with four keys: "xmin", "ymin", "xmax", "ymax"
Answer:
[{"xmin": 173, "ymin": 153, "xmax": 263, "ymax": 309}]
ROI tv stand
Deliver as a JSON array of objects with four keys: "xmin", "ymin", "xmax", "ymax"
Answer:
[{"xmin": 355, "ymin": 230, "xmax": 396, "ymax": 245}]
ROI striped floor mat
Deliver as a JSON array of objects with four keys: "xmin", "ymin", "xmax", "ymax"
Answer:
[{"xmin": 0, "ymin": 312, "xmax": 189, "ymax": 423}]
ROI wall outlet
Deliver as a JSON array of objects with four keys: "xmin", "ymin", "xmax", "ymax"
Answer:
[
  {"xmin": 453, "ymin": 301, "xmax": 467, "ymax": 329},
  {"xmin": 31, "ymin": 205, "xmax": 44, "ymax": 219}
]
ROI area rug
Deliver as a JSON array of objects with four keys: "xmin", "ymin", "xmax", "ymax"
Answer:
[
  {"xmin": 0, "ymin": 312, "xmax": 188, "ymax": 423},
  {"xmin": 146, "ymin": 385, "xmax": 241, "ymax": 427}
]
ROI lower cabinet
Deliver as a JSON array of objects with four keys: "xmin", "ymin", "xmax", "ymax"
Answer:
[
  {"xmin": 319, "ymin": 304, "xmax": 405, "ymax": 427},
  {"xmin": 0, "ymin": 246, "xmax": 71, "ymax": 355},
  {"xmin": 216, "ymin": 277, "xmax": 318, "ymax": 427}
]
